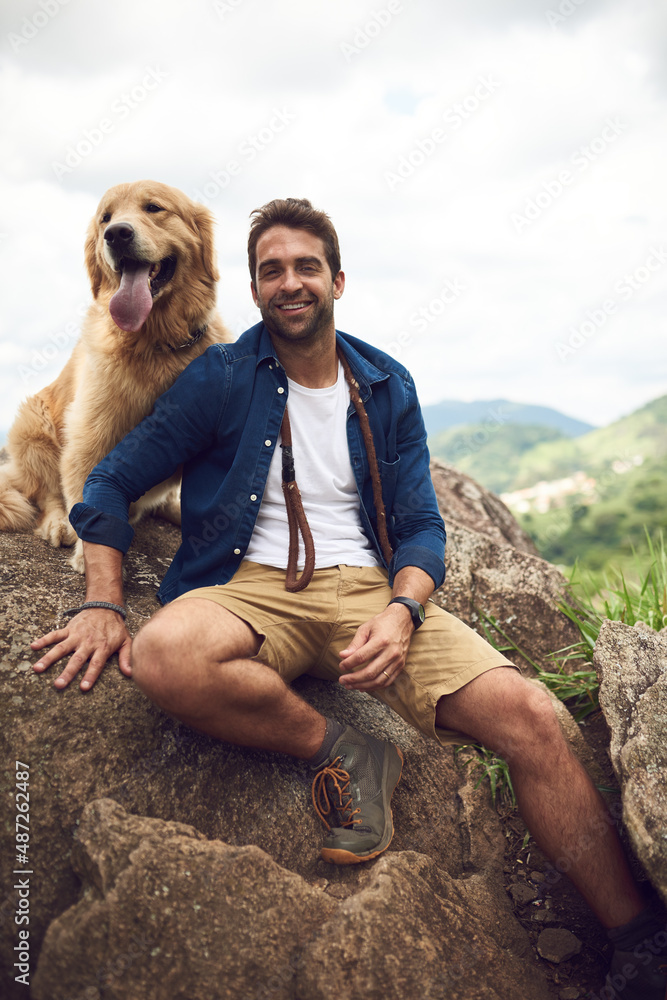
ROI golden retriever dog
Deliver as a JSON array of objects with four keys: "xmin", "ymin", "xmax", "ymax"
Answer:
[{"xmin": 0, "ymin": 179, "xmax": 232, "ymax": 570}]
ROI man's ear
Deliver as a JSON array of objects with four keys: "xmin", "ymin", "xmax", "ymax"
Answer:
[
  {"xmin": 333, "ymin": 269, "xmax": 345, "ymax": 300},
  {"xmin": 250, "ymin": 280, "xmax": 259, "ymax": 307}
]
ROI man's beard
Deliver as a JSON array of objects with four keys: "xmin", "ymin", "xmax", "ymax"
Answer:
[{"xmin": 259, "ymin": 290, "xmax": 335, "ymax": 344}]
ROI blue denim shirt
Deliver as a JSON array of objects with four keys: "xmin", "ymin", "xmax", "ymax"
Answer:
[{"xmin": 70, "ymin": 323, "xmax": 446, "ymax": 603}]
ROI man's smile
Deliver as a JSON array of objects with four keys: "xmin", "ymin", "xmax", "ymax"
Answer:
[{"xmin": 276, "ymin": 300, "xmax": 314, "ymax": 313}]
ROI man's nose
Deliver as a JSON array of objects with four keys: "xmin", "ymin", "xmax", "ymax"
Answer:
[{"xmin": 280, "ymin": 267, "xmax": 303, "ymax": 293}]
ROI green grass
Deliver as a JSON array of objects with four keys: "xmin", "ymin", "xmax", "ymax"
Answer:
[
  {"xmin": 455, "ymin": 744, "xmax": 516, "ymax": 810},
  {"xmin": 456, "ymin": 529, "xmax": 667, "ymax": 808}
]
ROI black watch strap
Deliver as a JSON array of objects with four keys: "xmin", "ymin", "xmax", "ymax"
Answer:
[{"xmin": 387, "ymin": 596, "xmax": 425, "ymax": 630}]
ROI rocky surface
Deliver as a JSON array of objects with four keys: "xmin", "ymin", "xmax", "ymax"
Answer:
[
  {"xmin": 32, "ymin": 798, "xmax": 551, "ymax": 1000},
  {"xmin": 0, "ymin": 458, "xmax": 624, "ymax": 999},
  {"xmin": 594, "ymin": 619, "xmax": 667, "ymax": 907},
  {"xmin": 429, "ymin": 460, "xmax": 581, "ymax": 673}
]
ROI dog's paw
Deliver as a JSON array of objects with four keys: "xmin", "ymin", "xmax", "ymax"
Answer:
[
  {"xmin": 68, "ymin": 541, "xmax": 85, "ymax": 574},
  {"xmin": 35, "ymin": 511, "xmax": 76, "ymax": 547}
]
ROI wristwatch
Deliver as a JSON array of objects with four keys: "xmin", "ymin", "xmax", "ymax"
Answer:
[{"xmin": 387, "ymin": 596, "xmax": 425, "ymax": 630}]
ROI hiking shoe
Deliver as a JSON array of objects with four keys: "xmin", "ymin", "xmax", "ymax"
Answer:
[
  {"xmin": 604, "ymin": 944, "xmax": 667, "ymax": 998},
  {"xmin": 311, "ymin": 725, "xmax": 403, "ymax": 865}
]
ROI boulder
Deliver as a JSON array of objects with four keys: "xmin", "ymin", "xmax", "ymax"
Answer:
[
  {"xmin": 594, "ymin": 620, "xmax": 667, "ymax": 905},
  {"xmin": 0, "ymin": 459, "xmax": 586, "ymax": 999},
  {"xmin": 430, "ymin": 460, "xmax": 581, "ymax": 673},
  {"xmin": 32, "ymin": 798, "xmax": 550, "ymax": 1000}
]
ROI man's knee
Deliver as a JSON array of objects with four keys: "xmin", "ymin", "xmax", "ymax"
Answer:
[
  {"xmin": 131, "ymin": 618, "xmax": 177, "ymax": 698},
  {"xmin": 499, "ymin": 678, "xmax": 566, "ymax": 761}
]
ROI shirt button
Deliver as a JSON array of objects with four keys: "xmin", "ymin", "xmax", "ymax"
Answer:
[
  {"xmin": 250, "ymin": 494, "xmax": 257, "ymax": 501},
  {"xmin": 277, "ymin": 387, "xmax": 284, "ymax": 394},
  {"xmin": 233, "ymin": 548, "xmax": 241, "ymax": 555},
  {"xmin": 265, "ymin": 439, "xmax": 271, "ymax": 447}
]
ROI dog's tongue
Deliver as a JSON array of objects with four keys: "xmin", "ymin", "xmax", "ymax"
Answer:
[{"xmin": 109, "ymin": 261, "xmax": 153, "ymax": 332}]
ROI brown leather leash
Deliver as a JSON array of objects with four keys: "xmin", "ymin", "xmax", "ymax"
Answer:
[
  {"xmin": 280, "ymin": 405, "xmax": 316, "ymax": 592},
  {"xmin": 279, "ymin": 348, "xmax": 394, "ymax": 593}
]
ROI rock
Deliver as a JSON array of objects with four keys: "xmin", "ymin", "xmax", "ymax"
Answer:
[
  {"xmin": 32, "ymin": 798, "xmax": 337, "ymax": 1000},
  {"xmin": 33, "ymin": 800, "xmax": 551, "ymax": 1000},
  {"xmin": 431, "ymin": 461, "xmax": 581, "ymax": 673},
  {"xmin": 0, "ymin": 517, "xmax": 550, "ymax": 999},
  {"xmin": 297, "ymin": 851, "xmax": 550, "ymax": 1000},
  {"xmin": 509, "ymin": 882, "xmax": 538, "ymax": 905},
  {"xmin": 594, "ymin": 620, "xmax": 667, "ymax": 905},
  {"xmin": 0, "ymin": 461, "xmax": 600, "ymax": 999},
  {"xmin": 536, "ymin": 928, "xmax": 582, "ymax": 963},
  {"xmin": 559, "ymin": 989, "xmax": 581, "ymax": 999},
  {"xmin": 429, "ymin": 460, "xmax": 539, "ymax": 556}
]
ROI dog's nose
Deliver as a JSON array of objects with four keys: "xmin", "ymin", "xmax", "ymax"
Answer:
[{"xmin": 104, "ymin": 223, "xmax": 135, "ymax": 249}]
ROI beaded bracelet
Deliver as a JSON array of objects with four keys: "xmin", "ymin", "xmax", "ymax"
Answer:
[{"xmin": 63, "ymin": 601, "xmax": 127, "ymax": 620}]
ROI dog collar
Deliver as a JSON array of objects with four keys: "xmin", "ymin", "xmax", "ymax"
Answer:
[{"xmin": 167, "ymin": 324, "xmax": 208, "ymax": 352}]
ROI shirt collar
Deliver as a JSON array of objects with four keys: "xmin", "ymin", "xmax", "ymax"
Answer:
[{"xmin": 241, "ymin": 322, "xmax": 390, "ymax": 396}]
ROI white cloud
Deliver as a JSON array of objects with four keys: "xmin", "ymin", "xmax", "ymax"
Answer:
[{"xmin": 0, "ymin": 0, "xmax": 665, "ymax": 438}]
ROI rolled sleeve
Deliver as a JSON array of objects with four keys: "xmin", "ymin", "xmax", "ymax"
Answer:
[
  {"xmin": 69, "ymin": 503, "xmax": 135, "ymax": 553},
  {"xmin": 390, "ymin": 542, "xmax": 445, "ymax": 590}
]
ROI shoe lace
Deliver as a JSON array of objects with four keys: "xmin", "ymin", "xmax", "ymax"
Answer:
[{"xmin": 311, "ymin": 756, "xmax": 362, "ymax": 832}]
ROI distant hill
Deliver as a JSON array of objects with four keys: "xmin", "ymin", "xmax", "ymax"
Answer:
[
  {"xmin": 428, "ymin": 396, "xmax": 667, "ymax": 495},
  {"xmin": 421, "ymin": 399, "xmax": 595, "ymax": 439},
  {"xmin": 428, "ymin": 423, "xmax": 568, "ymax": 494},
  {"xmin": 429, "ymin": 394, "xmax": 667, "ymax": 574}
]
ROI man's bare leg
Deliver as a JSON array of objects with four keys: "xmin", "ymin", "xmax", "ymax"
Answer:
[
  {"xmin": 130, "ymin": 597, "xmax": 325, "ymax": 758},
  {"xmin": 436, "ymin": 667, "xmax": 644, "ymax": 929}
]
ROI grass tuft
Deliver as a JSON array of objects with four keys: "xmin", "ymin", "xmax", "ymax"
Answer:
[{"xmin": 457, "ymin": 528, "xmax": 667, "ymax": 807}]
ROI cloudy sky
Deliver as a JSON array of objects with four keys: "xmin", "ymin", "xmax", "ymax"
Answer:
[{"xmin": 1, "ymin": 0, "xmax": 666, "ymax": 438}]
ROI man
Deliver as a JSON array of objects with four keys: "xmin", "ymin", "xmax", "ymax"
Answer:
[{"xmin": 32, "ymin": 198, "xmax": 665, "ymax": 998}]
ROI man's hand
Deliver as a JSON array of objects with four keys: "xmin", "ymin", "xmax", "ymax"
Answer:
[
  {"xmin": 338, "ymin": 603, "xmax": 415, "ymax": 692},
  {"xmin": 31, "ymin": 609, "xmax": 132, "ymax": 692}
]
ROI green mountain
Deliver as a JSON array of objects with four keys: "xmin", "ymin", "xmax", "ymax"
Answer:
[
  {"xmin": 421, "ymin": 399, "xmax": 594, "ymax": 439},
  {"xmin": 428, "ymin": 395, "xmax": 667, "ymax": 574},
  {"xmin": 428, "ymin": 423, "xmax": 569, "ymax": 494}
]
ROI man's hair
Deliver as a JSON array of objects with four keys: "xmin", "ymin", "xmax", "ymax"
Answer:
[{"xmin": 247, "ymin": 197, "xmax": 341, "ymax": 285}]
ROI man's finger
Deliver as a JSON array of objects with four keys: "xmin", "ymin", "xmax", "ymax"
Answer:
[
  {"xmin": 118, "ymin": 637, "xmax": 133, "ymax": 677},
  {"xmin": 31, "ymin": 629, "xmax": 69, "ymax": 653},
  {"xmin": 78, "ymin": 651, "xmax": 112, "ymax": 691},
  {"xmin": 54, "ymin": 649, "xmax": 95, "ymax": 689},
  {"xmin": 32, "ymin": 639, "xmax": 76, "ymax": 673}
]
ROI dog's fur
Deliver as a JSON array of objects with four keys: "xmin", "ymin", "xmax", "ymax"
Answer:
[{"xmin": 0, "ymin": 180, "xmax": 232, "ymax": 569}]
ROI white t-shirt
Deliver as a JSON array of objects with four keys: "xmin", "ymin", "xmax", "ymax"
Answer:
[{"xmin": 244, "ymin": 362, "xmax": 381, "ymax": 570}]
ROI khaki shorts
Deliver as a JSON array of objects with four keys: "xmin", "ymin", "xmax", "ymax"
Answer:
[{"xmin": 174, "ymin": 561, "xmax": 516, "ymax": 747}]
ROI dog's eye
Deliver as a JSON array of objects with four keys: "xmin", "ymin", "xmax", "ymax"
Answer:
[
  {"xmin": 101, "ymin": 212, "xmax": 111, "ymax": 223},
  {"xmin": 146, "ymin": 203, "xmax": 164, "ymax": 213}
]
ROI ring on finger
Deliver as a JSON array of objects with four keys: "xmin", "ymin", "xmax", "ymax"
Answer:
[{"xmin": 382, "ymin": 669, "xmax": 391, "ymax": 680}]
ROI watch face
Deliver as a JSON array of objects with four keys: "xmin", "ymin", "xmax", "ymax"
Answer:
[{"xmin": 417, "ymin": 603, "xmax": 425, "ymax": 623}]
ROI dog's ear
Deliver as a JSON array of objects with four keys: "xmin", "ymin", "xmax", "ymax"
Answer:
[
  {"xmin": 84, "ymin": 219, "xmax": 104, "ymax": 299},
  {"xmin": 192, "ymin": 204, "xmax": 219, "ymax": 283}
]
